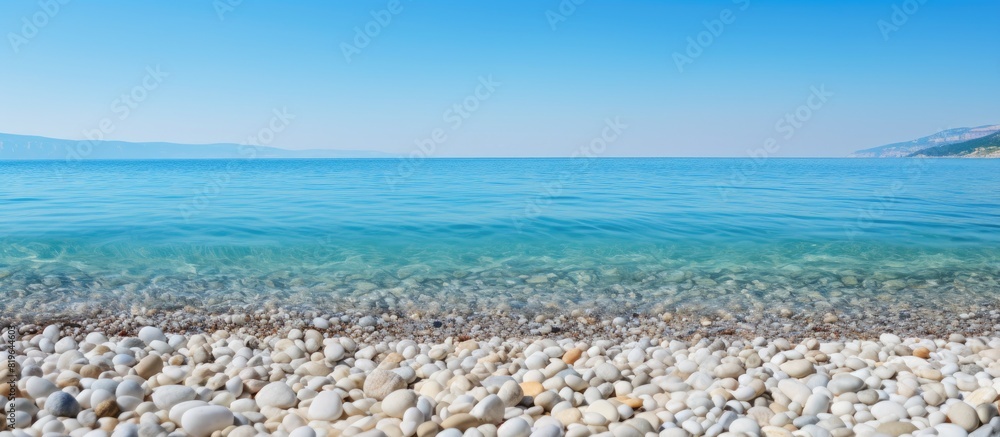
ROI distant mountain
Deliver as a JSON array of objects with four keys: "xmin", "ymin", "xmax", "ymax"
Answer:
[
  {"xmin": 0, "ymin": 133, "xmax": 396, "ymax": 160},
  {"xmin": 849, "ymin": 125, "xmax": 1000, "ymax": 157},
  {"xmin": 909, "ymin": 132, "xmax": 1000, "ymax": 157}
]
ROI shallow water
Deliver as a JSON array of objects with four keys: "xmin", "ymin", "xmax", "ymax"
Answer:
[{"xmin": 2, "ymin": 158, "xmax": 999, "ymax": 320}]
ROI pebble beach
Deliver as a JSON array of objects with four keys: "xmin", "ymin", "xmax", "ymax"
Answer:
[
  {"xmin": 4, "ymin": 159, "xmax": 1000, "ymax": 437},
  {"xmin": 6, "ymin": 310, "xmax": 1000, "ymax": 437}
]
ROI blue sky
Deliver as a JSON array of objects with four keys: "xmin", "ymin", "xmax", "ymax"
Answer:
[{"xmin": 0, "ymin": 0, "xmax": 997, "ymax": 157}]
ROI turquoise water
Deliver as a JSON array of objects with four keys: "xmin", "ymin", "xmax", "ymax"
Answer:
[{"xmin": 2, "ymin": 158, "xmax": 999, "ymax": 319}]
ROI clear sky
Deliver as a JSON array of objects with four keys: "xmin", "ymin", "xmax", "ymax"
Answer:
[{"xmin": 1, "ymin": 0, "xmax": 997, "ymax": 157}]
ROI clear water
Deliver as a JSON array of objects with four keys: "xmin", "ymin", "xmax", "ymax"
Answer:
[{"xmin": 2, "ymin": 158, "xmax": 999, "ymax": 319}]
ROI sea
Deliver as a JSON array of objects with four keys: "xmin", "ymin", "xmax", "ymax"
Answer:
[{"xmin": 2, "ymin": 158, "xmax": 999, "ymax": 322}]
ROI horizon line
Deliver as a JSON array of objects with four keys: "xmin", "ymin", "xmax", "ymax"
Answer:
[{"xmin": 1, "ymin": 156, "xmax": 950, "ymax": 161}]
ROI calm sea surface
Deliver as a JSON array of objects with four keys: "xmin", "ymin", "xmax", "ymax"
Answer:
[{"xmin": 2, "ymin": 158, "xmax": 999, "ymax": 318}]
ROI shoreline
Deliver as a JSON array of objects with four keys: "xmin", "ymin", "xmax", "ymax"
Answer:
[
  {"xmin": 5, "ymin": 319, "xmax": 1000, "ymax": 437},
  {"xmin": 9, "ymin": 303, "xmax": 1000, "ymax": 343}
]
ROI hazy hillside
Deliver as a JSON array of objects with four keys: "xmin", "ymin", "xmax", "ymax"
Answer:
[
  {"xmin": 849, "ymin": 125, "xmax": 1000, "ymax": 157},
  {"xmin": 0, "ymin": 133, "xmax": 395, "ymax": 160},
  {"xmin": 909, "ymin": 132, "xmax": 1000, "ymax": 157}
]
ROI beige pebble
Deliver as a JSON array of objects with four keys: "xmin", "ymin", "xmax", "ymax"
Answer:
[
  {"xmin": 440, "ymin": 413, "xmax": 482, "ymax": 431},
  {"xmin": 520, "ymin": 381, "xmax": 544, "ymax": 397},
  {"xmin": 562, "ymin": 348, "xmax": 582, "ymax": 365},
  {"xmin": 95, "ymin": 400, "xmax": 120, "ymax": 418}
]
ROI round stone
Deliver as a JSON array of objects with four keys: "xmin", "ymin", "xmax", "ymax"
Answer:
[
  {"xmin": 520, "ymin": 381, "xmax": 544, "ymax": 397},
  {"xmin": 583, "ymin": 412, "xmax": 608, "ymax": 426},
  {"xmin": 138, "ymin": 326, "xmax": 167, "ymax": 345},
  {"xmin": 497, "ymin": 380, "xmax": 523, "ymax": 407},
  {"xmin": 563, "ymin": 348, "xmax": 583, "ymax": 365},
  {"xmin": 324, "ymin": 344, "xmax": 346, "ymax": 361},
  {"xmin": 935, "ymin": 423, "xmax": 971, "ymax": 437},
  {"xmin": 946, "ymin": 401, "xmax": 979, "ymax": 432},
  {"xmin": 733, "ymin": 386, "xmax": 757, "ymax": 402},
  {"xmin": 729, "ymin": 418, "xmax": 760, "ymax": 435},
  {"xmin": 54, "ymin": 337, "xmax": 77, "ymax": 354},
  {"xmin": 256, "ymin": 382, "xmax": 297, "ymax": 409},
  {"xmin": 169, "ymin": 400, "xmax": 209, "ymax": 424},
  {"xmin": 111, "ymin": 423, "xmax": 139, "ymax": 437},
  {"xmin": 589, "ymin": 400, "xmax": 620, "ymax": 422},
  {"xmin": 116, "ymin": 380, "xmax": 145, "ymax": 399},
  {"xmin": 363, "ymin": 369, "xmax": 406, "ymax": 401},
  {"xmin": 26, "ymin": 377, "xmax": 58, "ymax": 398},
  {"xmin": 45, "ymin": 391, "xmax": 81, "ymax": 417},
  {"xmin": 117, "ymin": 395, "xmax": 143, "ymax": 412},
  {"xmin": 381, "ymin": 390, "xmax": 417, "ymax": 419},
  {"xmin": 967, "ymin": 388, "xmax": 998, "ymax": 406},
  {"xmin": 525, "ymin": 352, "xmax": 549, "ymax": 370},
  {"xmin": 312, "ymin": 318, "xmax": 329, "ymax": 329},
  {"xmin": 497, "ymin": 417, "xmax": 531, "ymax": 437},
  {"xmin": 876, "ymin": 421, "xmax": 918, "ymax": 436},
  {"xmin": 779, "ymin": 360, "xmax": 815, "ymax": 378},
  {"xmin": 627, "ymin": 347, "xmax": 645, "ymax": 364},
  {"xmin": 828, "ymin": 375, "xmax": 864, "ymax": 395},
  {"xmin": 94, "ymin": 399, "xmax": 120, "ymax": 418},
  {"xmin": 440, "ymin": 413, "xmax": 482, "ymax": 431},
  {"xmin": 716, "ymin": 363, "xmax": 744, "ymax": 379},
  {"xmin": 152, "ymin": 385, "xmax": 196, "ymax": 410},
  {"xmin": 595, "ymin": 363, "xmax": 621, "ymax": 381},
  {"xmin": 871, "ymin": 401, "xmax": 909, "ymax": 421},
  {"xmin": 181, "ymin": 405, "xmax": 234, "ymax": 437},
  {"xmin": 802, "ymin": 394, "xmax": 831, "ymax": 416},
  {"xmin": 289, "ymin": 427, "xmax": 317, "ymax": 437},
  {"xmin": 469, "ymin": 394, "xmax": 504, "ymax": 424},
  {"xmin": 308, "ymin": 391, "xmax": 343, "ymax": 421},
  {"xmin": 135, "ymin": 355, "xmax": 163, "ymax": 380}
]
